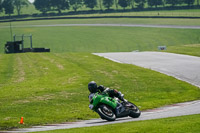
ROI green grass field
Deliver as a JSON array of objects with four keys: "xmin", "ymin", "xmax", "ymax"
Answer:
[
  {"xmin": 0, "ymin": 53, "xmax": 199, "ymax": 130},
  {"xmin": 32, "ymin": 114, "xmax": 200, "ymax": 133},
  {"xmin": 167, "ymin": 44, "xmax": 200, "ymax": 57},
  {"xmin": 1, "ymin": 17, "xmax": 200, "ymax": 26},
  {"xmin": 0, "ymin": 22, "xmax": 200, "ymax": 54}
]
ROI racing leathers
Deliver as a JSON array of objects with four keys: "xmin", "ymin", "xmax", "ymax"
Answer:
[
  {"xmin": 89, "ymin": 85, "xmax": 125, "ymax": 102},
  {"xmin": 88, "ymin": 85, "xmax": 126, "ymax": 115}
]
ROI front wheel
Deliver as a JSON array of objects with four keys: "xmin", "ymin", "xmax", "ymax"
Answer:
[
  {"xmin": 97, "ymin": 104, "xmax": 116, "ymax": 121},
  {"xmin": 127, "ymin": 102, "xmax": 141, "ymax": 118}
]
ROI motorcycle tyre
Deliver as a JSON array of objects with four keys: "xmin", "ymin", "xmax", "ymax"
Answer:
[
  {"xmin": 128, "ymin": 102, "xmax": 141, "ymax": 118},
  {"xmin": 97, "ymin": 104, "xmax": 116, "ymax": 121}
]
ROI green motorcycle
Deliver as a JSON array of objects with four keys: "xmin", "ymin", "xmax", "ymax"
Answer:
[{"xmin": 89, "ymin": 92, "xmax": 141, "ymax": 121}]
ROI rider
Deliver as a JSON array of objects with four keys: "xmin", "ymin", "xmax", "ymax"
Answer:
[
  {"xmin": 88, "ymin": 81, "xmax": 126, "ymax": 102},
  {"xmin": 88, "ymin": 81, "xmax": 127, "ymax": 115}
]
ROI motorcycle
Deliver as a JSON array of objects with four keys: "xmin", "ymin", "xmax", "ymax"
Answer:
[{"xmin": 89, "ymin": 92, "xmax": 141, "ymax": 121}]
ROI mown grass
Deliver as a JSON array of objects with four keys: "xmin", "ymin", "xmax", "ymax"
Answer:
[
  {"xmin": 0, "ymin": 53, "xmax": 199, "ymax": 130},
  {"xmin": 31, "ymin": 114, "xmax": 200, "ymax": 133},
  {"xmin": 166, "ymin": 44, "xmax": 200, "ymax": 57},
  {"xmin": 1, "ymin": 18, "xmax": 200, "ymax": 26},
  {"xmin": 0, "ymin": 25, "xmax": 200, "ymax": 53}
]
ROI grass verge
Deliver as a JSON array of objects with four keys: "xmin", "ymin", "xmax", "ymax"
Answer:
[
  {"xmin": 31, "ymin": 114, "xmax": 200, "ymax": 133},
  {"xmin": 0, "ymin": 53, "xmax": 199, "ymax": 130},
  {"xmin": 1, "ymin": 18, "xmax": 200, "ymax": 27},
  {"xmin": 0, "ymin": 26, "xmax": 200, "ymax": 53},
  {"xmin": 166, "ymin": 44, "xmax": 200, "ymax": 57}
]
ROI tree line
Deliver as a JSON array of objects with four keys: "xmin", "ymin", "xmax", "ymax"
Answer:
[{"xmin": 0, "ymin": 0, "xmax": 199, "ymax": 16}]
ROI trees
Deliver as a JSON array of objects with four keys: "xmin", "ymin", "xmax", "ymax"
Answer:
[
  {"xmin": 69, "ymin": 0, "xmax": 83, "ymax": 12},
  {"xmin": 1, "ymin": 0, "xmax": 26, "ymax": 16},
  {"xmin": 2, "ymin": 0, "xmax": 14, "ymax": 16},
  {"xmin": 114, "ymin": 0, "xmax": 118, "ymax": 10},
  {"xmin": 103, "ymin": 0, "xmax": 114, "ymax": 9},
  {"xmin": 98, "ymin": 0, "xmax": 103, "ymax": 10},
  {"xmin": 128, "ymin": 0, "xmax": 135, "ymax": 9},
  {"xmin": 135, "ymin": 0, "xmax": 146, "ymax": 9},
  {"xmin": 0, "ymin": 0, "xmax": 3, "ymax": 13},
  {"xmin": 147, "ymin": 0, "xmax": 163, "ymax": 8},
  {"xmin": 165, "ymin": 0, "xmax": 183, "ymax": 7},
  {"xmin": 35, "ymin": 0, "xmax": 70, "ymax": 14},
  {"xmin": 118, "ymin": 0, "xmax": 129, "ymax": 10},
  {"xmin": 84, "ymin": 0, "xmax": 97, "ymax": 10},
  {"xmin": 182, "ymin": 0, "xmax": 195, "ymax": 7},
  {"xmin": 34, "ymin": 0, "xmax": 51, "ymax": 14},
  {"xmin": 1, "ymin": 0, "xmax": 197, "ymax": 16},
  {"xmin": 50, "ymin": 0, "xmax": 69, "ymax": 14},
  {"xmin": 14, "ymin": 0, "xmax": 29, "ymax": 16}
]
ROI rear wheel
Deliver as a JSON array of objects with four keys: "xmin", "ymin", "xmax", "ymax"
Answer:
[
  {"xmin": 127, "ymin": 102, "xmax": 141, "ymax": 118},
  {"xmin": 97, "ymin": 104, "xmax": 116, "ymax": 121}
]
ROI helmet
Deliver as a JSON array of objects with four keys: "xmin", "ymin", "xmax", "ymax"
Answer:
[{"xmin": 88, "ymin": 81, "xmax": 98, "ymax": 93}]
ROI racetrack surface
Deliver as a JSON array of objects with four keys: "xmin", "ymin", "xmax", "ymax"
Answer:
[
  {"xmin": 1, "ymin": 24, "xmax": 200, "ymax": 29},
  {"xmin": 94, "ymin": 52, "xmax": 200, "ymax": 88},
  {"xmin": 1, "ymin": 100, "xmax": 200, "ymax": 133}
]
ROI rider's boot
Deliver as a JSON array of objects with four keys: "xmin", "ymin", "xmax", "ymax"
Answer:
[{"xmin": 116, "ymin": 102, "xmax": 125, "ymax": 116}]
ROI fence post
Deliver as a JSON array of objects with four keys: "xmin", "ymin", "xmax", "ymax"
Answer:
[
  {"xmin": 13, "ymin": 34, "xmax": 16, "ymax": 42},
  {"xmin": 30, "ymin": 34, "xmax": 33, "ymax": 49},
  {"xmin": 22, "ymin": 34, "xmax": 24, "ymax": 52}
]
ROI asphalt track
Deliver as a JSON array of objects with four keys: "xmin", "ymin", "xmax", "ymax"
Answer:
[
  {"xmin": 1, "ymin": 100, "xmax": 200, "ymax": 133},
  {"xmin": 95, "ymin": 52, "xmax": 200, "ymax": 88},
  {"xmin": 1, "ymin": 24, "xmax": 200, "ymax": 29}
]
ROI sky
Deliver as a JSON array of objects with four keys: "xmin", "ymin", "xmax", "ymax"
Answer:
[{"xmin": 29, "ymin": 0, "xmax": 34, "ymax": 3}]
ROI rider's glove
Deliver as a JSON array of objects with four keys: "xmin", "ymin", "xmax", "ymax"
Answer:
[
  {"xmin": 118, "ymin": 91, "xmax": 125, "ymax": 101},
  {"xmin": 98, "ymin": 85, "xmax": 105, "ymax": 92}
]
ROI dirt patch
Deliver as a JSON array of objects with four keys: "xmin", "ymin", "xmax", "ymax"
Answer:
[
  {"xmin": 184, "ymin": 44, "xmax": 200, "ymax": 47},
  {"xmin": 95, "ymin": 70, "xmax": 113, "ymax": 79},
  {"xmin": 34, "ymin": 94, "xmax": 55, "ymax": 101},
  {"xmin": 67, "ymin": 76, "xmax": 79, "ymax": 84},
  {"xmin": 13, "ymin": 56, "xmax": 25, "ymax": 83},
  {"xmin": 112, "ymin": 70, "xmax": 119, "ymax": 74},
  {"xmin": 14, "ymin": 99, "xmax": 30, "ymax": 104},
  {"xmin": 57, "ymin": 64, "xmax": 64, "ymax": 70},
  {"xmin": 14, "ymin": 92, "xmax": 76, "ymax": 104},
  {"xmin": 41, "ymin": 55, "xmax": 64, "ymax": 70},
  {"xmin": 14, "ymin": 94, "xmax": 55, "ymax": 104},
  {"xmin": 4, "ymin": 117, "xmax": 17, "ymax": 121},
  {"xmin": 58, "ymin": 91, "xmax": 77, "ymax": 99}
]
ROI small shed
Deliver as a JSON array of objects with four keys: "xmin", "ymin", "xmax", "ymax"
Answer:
[{"xmin": 5, "ymin": 35, "xmax": 50, "ymax": 54}]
